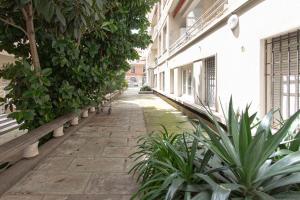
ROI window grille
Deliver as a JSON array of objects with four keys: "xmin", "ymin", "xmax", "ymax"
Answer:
[
  {"xmin": 205, "ymin": 56, "xmax": 216, "ymax": 108},
  {"xmin": 265, "ymin": 30, "xmax": 300, "ymax": 120}
]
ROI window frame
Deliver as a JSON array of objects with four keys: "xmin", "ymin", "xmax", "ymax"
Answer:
[
  {"xmin": 265, "ymin": 30, "xmax": 300, "ymax": 120},
  {"xmin": 204, "ymin": 55, "xmax": 217, "ymax": 110}
]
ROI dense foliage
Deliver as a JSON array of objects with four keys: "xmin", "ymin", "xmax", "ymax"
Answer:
[
  {"xmin": 131, "ymin": 100, "xmax": 300, "ymax": 200},
  {"xmin": 140, "ymin": 85, "xmax": 152, "ymax": 91},
  {"xmin": 0, "ymin": 0, "xmax": 156, "ymax": 130}
]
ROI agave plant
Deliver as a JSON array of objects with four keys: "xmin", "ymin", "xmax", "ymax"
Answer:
[
  {"xmin": 195, "ymin": 98, "xmax": 300, "ymax": 199},
  {"xmin": 130, "ymin": 126, "xmax": 217, "ymax": 200}
]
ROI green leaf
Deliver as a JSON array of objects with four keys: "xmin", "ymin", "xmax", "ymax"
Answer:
[
  {"xmin": 264, "ymin": 173, "xmax": 300, "ymax": 191},
  {"xmin": 41, "ymin": 68, "xmax": 52, "ymax": 76},
  {"xmin": 165, "ymin": 177, "xmax": 185, "ymax": 200},
  {"xmin": 56, "ymin": 7, "xmax": 66, "ymax": 27},
  {"xmin": 191, "ymin": 191, "xmax": 211, "ymax": 200}
]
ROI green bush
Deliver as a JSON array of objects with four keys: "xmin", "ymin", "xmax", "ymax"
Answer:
[
  {"xmin": 130, "ymin": 99, "xmax": 300, "ymax": 199},
  {"xmin": 195, "ymin": 98, "xmax": 300, "ymax": 199},
  {"xmin": 0, "ymin": 61, "xmax": 54, "ymax": 130},
  {"xmin": 0, "ymin": 0, "xmax": 157, "ymax": 131},
  {"xmin": 140, "ymin": 85, "xmax": 152, "ymax": 91}
]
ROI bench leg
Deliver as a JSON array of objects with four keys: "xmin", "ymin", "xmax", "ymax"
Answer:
[{"xmin": 23, "ymin": 141, "xmax": 39, "ymax": 158}]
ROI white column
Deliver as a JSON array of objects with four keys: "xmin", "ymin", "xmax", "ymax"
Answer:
[
  {"xmin": 174, "ymin": 68, "xmax": 182, "ymax": 97},
  {"xmin": 165, "ymin": 67, "xmax": 170, "ymax": 94}
]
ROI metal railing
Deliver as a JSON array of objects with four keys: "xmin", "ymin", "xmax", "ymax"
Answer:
[{"xmin": 169, "ymin": 0, "xmax": 228, "ymax": 55}]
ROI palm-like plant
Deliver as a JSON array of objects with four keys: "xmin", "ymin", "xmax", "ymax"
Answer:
[
  {"xmin": 130, "ymin": 127, "xmax": 215, "ymax": 200},
  {"xmin": 195, "ymin": 98, "xmax": 300, "ymax": 199}
]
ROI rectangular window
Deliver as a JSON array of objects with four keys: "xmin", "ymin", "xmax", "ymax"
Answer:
[
  {"xmin": 163, "ymin": 25, "xmax": 167, "ymax": 52},
  {"xmin": 159, "ymin": 72, "xmax": 165, "ymax": 91},
  {"xmin": 188, "ymin": 69, "xmax": 192, "ymax": 95},
  {"xmin": 182, "ymin": 69, "xmax": 186, "ymax": 94},
  {"xmin": 205, "ymin": 56, "xmax": 216, "ymax": 108},
  {"xmin": 265, "ymin": 30, "xmax": 300, "ymax": 120},
  {"xmin": 162, "ymin": 72, "xmax": 165, "ymax": 91}
]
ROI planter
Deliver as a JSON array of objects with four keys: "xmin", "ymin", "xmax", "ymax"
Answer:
[
  {"xmin": 71, "ymin": 117, "xmax": 79, "ymax": 125},
  {"xmin": 82, "ymin": 110, "xmax": 89, "ymax": 118},
  {"xmin": 139, "ymin": 91, "xmax": 153, "ymax": 94},
  {"xmin": 23, "ymin": 141, "xmax": 39, "ymax": 158},
  {"xmin": 90, "ymin": 107, "xmax": 96, "ymax": 112},
  {"xmin": 53, "ymin": 126, "xmax": 64, "ymax": 137}
]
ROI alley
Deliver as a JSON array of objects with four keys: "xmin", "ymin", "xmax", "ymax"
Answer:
[{"xmin": 0, "ymin": 88, "xmax": 193, "ymax": 200}]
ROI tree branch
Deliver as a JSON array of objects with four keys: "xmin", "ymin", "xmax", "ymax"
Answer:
[{"xmin": 0, "ymin": 17, "xmax": 28, "ymax": 36}]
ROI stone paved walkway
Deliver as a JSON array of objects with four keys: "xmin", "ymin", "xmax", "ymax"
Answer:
[{"xmin": 0, "ymin": 88, "xmax": 193, "ymax": 200}]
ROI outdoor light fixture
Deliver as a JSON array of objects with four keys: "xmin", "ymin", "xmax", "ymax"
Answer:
[{"xmin": 227, "ymin": 14, "xmax": 239, "ymax": 30}]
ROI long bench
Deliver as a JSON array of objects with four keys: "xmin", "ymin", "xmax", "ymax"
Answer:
[
  {"xmin": 0, "ymin": 90, "xmax": 121, "ymax": 196},
  {"xmin": 0, "ymin": 90, "xmax": 120, "ymax": 164}
]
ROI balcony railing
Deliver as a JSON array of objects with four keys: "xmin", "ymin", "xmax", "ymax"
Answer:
[{"xmin": 169, "ymin": 0, "xmax": 228, "ymax": 55}]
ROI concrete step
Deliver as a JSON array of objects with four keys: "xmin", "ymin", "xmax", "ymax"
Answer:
[
  {"xmin": 0, "ymin": 120, "xmax": 18, "ymax": 130},
  {"xmin": 0, "ymin": 114, "xmax": 8, "ymax": 119},
  {"xmin": 0, "ymin": 114, "xmax": 22, "ymax": 136}
]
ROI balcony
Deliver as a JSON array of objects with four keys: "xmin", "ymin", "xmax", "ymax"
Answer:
[{"xmin": 169, "ymin": 0, "xmax": 228, "ymax": 55}]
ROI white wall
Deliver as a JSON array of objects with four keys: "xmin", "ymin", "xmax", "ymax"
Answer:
[{"xmin": 158, "ymin": 0, "xmax": 300, "ymax": 117}]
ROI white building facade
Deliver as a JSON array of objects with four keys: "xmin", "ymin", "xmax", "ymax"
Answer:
[{"xmin": 146, "ymin": 0, "xmax": 300, "ymax": 119}]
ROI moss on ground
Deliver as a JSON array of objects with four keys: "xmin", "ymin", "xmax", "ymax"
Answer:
[{"xmin": 143, "ymin": 105, "xmax": 194, "ymax": 134}]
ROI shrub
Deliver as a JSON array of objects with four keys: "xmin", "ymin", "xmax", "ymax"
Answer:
[
  {"xmin": 194, "ymin": 98, "xmax": 300, "ymax": 199},
  {"xmin": 0, "ymin": 0, "xmax": 157, "ymax": 131},
  {"xmin": 130, "ymin": 127, "xmax": 218, "ymax": 200},
  {"xmin": 131, "ymin": 99, "xmax": 300, "ymax": 199},
  {"xmin": 140, "ymin": 85, "xmax": 152, "ymax": 91}
]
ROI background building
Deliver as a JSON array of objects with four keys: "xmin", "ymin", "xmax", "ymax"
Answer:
[
  {"xmin": 126, "ymin": 49, "xmax": 146, "ymax": 87},
  {"xmin": 146, "ymin": 0, "xmax": 300, "ymax": 120}
]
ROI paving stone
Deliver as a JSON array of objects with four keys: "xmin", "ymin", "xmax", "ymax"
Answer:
[
  {"xmin": 109, "ymin": 131, "xmax": 131, "ymax": 138},
  {"xmin": 68, "ymin": 158, "xmax": 125, "ymax": 173},
  {"xmin": 43, "ymin": 195, "xmax": 68, "ymax": 200},
  {"xmin": 66, "ymin": 194, "xmax": 131, "ymax": 200},
  {"xmin": 128, "ymin": 138, "xmax": 139, "ymax": 147},
  {"xmin": 0, "ymin": 195, "xmax": 43, "ymax": 200},
  {"xmin": 97, "ymin": 138, "xmax": 128, "ymax": 147},
  {"xmin": 85, "ymin": 174, "xmax": 137, "ymax": 195},
  {"xmin": 102, "ymin": 147, "xmax": 133, "ymax": 158},
  {"xmin": 53, "ymin": 137, "xmax": 87, "ymax": 156},
  {"xmin": 8, "ymin": 173, "xmax": 91, "ymax": 195},
  {"xmin": 34, "ymin": 157, "xmax": 74, "ymax": 172}
]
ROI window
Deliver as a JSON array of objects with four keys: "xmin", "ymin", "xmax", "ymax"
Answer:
[
  {"xmin": 182, "ymin": 69, "xmax": 186, "ymax": 94},
  {"xmin": 265, "ymin": 31, "xmax": 300, "ymax": 120},
  {"xmin": 163, "ymin": 25, "xmax": 167, "ymax": 52},
  {"xmin": 159, "ymin": 35, "xmax": 162, "ymax": 55},
  {"xmin": 181, "ymin": 66, "xmax": 193, "ymax": 96},
  {"xmin": 160, "ymin": 72, "xmax": 165, "ymax": 91},
  {"xmin": 131, "ymin": 66, "xmax": 135, "ymax": 73},
  {"xmin": 154, "ymin": 74, "xmax": 157, "ymax": 88},
  {"xmin": 188, "ymin": 69, "xmax": 192, "ymax": 95},
  {"xmin": 205, "ymin": 56, "xmax": 216, "ymax": 108}
]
